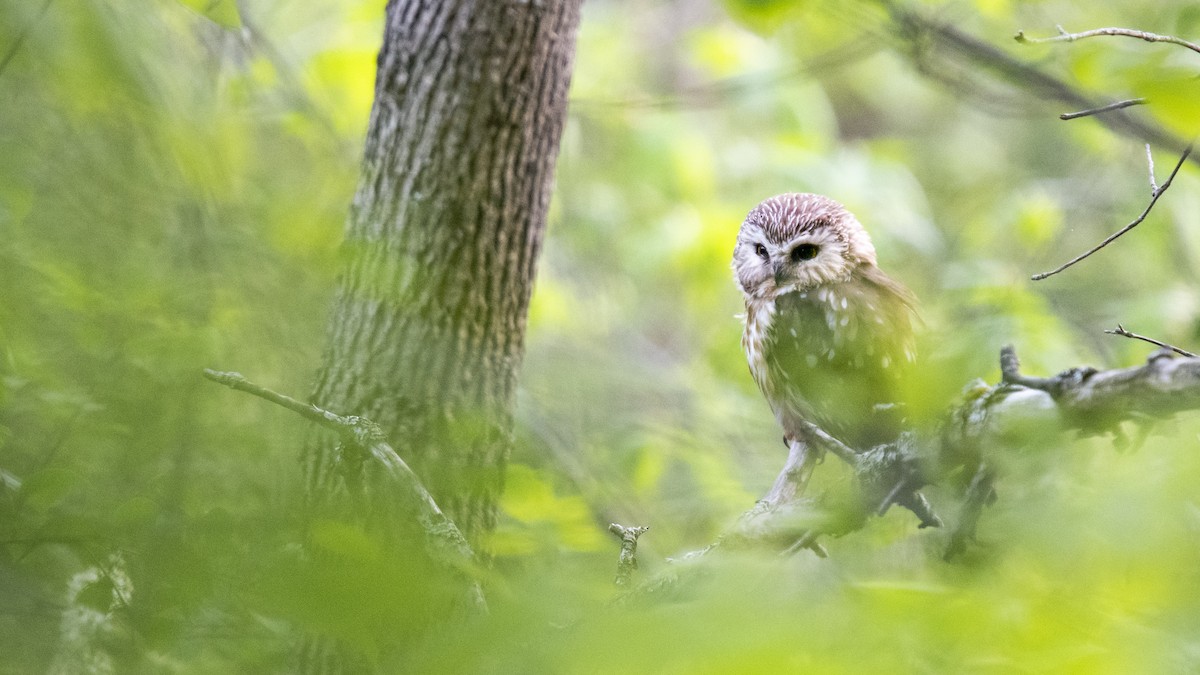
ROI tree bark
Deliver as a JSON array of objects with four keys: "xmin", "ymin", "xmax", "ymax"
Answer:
[{"xmin": 305, "ymin": 0, "xmax": 582, "ymax": 545}]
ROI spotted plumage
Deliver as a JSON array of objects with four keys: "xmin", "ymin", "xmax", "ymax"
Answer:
[{"xmin": 733, "ymin": 193, "xmax": 916, "ymax": 449}]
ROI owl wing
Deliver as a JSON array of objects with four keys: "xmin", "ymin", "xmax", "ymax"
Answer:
[{"xmin": 763, "ymin": 269, "xmax": 915, "ymax": 449}]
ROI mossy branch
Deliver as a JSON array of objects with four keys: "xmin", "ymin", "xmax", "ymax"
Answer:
[{"xmin": 201, "ymin": 368, "xmax": 485, "ymax": 611}]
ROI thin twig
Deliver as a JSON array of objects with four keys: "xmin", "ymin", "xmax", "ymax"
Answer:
[
  {"xmin": 202, "ymin": 369, "xmax": 414, "ymax": 491},
  {"xmin": 893, "ymin": 10, "xmax": 1196, "ymax": 169},
  {"xmin": 1105, "ymin": 324, "xmax": 1197, "ymax": 358},
  {"xmin": 1032, "ymin": 143, "xmax": 1194, "ymax": 281},
  {"xmin": 1015, "ymin": 26, "xmax": 1200, "ymax": 56},
  {"xmin": 1147, "ymin": 144, "xmax": 1159, "ymax": 193},
  {"xmin": 1059, "ymin": 97, "xmax": 1146, "ymax": 121},
  {"xmin": 202, "ymin": 367, "xmax": 486, "ymax": 611},
  {"xmin": 202, "ymin": 369, "xmax": 352, "ymax": 433}
]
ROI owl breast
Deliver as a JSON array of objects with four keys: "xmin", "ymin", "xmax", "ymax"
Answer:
[{"xmin": 743, "ymin": 278, "xmax": 914, "ymax": 449}]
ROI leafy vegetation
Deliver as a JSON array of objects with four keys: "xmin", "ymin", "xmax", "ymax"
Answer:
[{"xmin": 2, "ymin": 0, "xmax": 1199, "ymax": 671}]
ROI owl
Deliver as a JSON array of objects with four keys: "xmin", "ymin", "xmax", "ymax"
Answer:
[{"xmin": 733, "ymin": 193, "xmax": 916, "ymax": 451}]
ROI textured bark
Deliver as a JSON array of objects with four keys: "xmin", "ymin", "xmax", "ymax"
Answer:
[{"xmin": 305, "ymin": 0, "xmax": 582, "ymax": 545}]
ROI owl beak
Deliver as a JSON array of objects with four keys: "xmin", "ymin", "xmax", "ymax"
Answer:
[{"xmin": 772, "ymin": 260, "xmax": 788, "ymax": 284}]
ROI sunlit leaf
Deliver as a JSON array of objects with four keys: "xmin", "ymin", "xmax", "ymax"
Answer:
[
  {"xmin": 176, "ymin": 0, "xmax": 241, "ymax": 28},
  {"xmin": 1139, "ymin": 70, "xmax": 1200, "ymax": 138},
  {"xmin": 500, "ymin": 464, "xmax": 605, "ymax": 552},
  {"xmin": 721, "ymin": 0, "xmax": 806, "ymax": 35},
  {"xmin": 1014, "ymin": 192, "xmax": 1064, "ymax": 250}
]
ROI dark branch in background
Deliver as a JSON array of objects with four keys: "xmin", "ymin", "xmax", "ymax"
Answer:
[
  {"xmin": 1105, "ymin": 324, "xmax": 1197, "ymax": 358},
  {"xmin": 201, "ymin": 369, "xmax": 485, "ymax": 611},
  {"xmin": 571, "ymin": 35, "xmax": 881, "ymax": 111},
  {"xmin": 0, "ymin": 0, "xmax": 54, "ymax": 80},
  {"xmin": 608, "ymin": 524, "xmax": 649, "ymax": 587},
  {"xmin": 235, "ymin": 7, "xmax": 346, "ymax": 150},
  {"xmin": 1059, "ymin": 97, "xmax": 1146, "ymax": 121},
  {"xmin": 1031, "ymin": 143, "xmax": 1193, "ymax": 281},
  {"xmin": 1015, "ymin": 26, "xmax": 1200, "ymax": 57},
  {"xmin": 882, "ymin": 6, "xmax": 1197, "ymax": 165},
  {"xmin": 576, "ymin": 6, "xmax": 1196, "ymax": 169}
]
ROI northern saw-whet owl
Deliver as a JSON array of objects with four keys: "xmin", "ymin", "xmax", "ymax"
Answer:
[{"xmin": 733, "ymin": 193, "xmax": 917, "ymax": 450}]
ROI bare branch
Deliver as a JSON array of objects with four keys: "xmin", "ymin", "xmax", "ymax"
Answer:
[
  {"xmin": 1059, "ymin": 97, "xmax": 1146, "ymax": 121},
  {"xmin": 1105, "ymin": 324, "xmax": 1197, "ymax": 358},
  {"xmin": 609, "ymin": 524, "xmax": 649, "ymax": 587},
  {"xmin": 995, "ymin": 345, "xmax": 1200, "ymax": 432},
  {"xmin": 886, "ymin": 9, "xmax": 1196, "ymax": 168},
  {"xmin": 939, "ymin": 344, "xmax": 1200, "ymax": 556},
  {"xmin": 1015, "ymin": 26, "xmax": 1200, "ymax": 56},
  {"xmin": 202, "ymin": 368, "xmax": 486, "ymax": 611},
  {"xmin": 202, "ymin": 369, "xmax": 351, "ymax": 432},
  {"xmin": 1000, "ymin": 345, "xmax": 1059, "ymax": 390},
  {"xmin": 1031, "ymin": 143, "xmax": 1194, "ymax": 281}
]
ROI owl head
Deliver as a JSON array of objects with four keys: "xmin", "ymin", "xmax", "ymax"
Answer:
[{"xmin": 732, "ymin": 193, "xmax": 878, "ymax": 299}]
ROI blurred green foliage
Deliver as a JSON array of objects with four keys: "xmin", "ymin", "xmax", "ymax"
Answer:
[{"xmin": 3, "ymin": 0, "xmax": 1200, "ymax": 671}]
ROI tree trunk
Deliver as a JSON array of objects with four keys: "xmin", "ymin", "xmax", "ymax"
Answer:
[{"xmin": 305, "ymin": 0, "xmax": 582, "ymax": 545}]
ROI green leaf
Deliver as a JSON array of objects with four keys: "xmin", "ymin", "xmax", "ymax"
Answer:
[
  {"xmin": 1140, "ymin": 70, "xmax": 1200, "ymax": 138},
  {"xmin": 498, "ymin": 464, "xmax": 605, "ymax": 553},
  {"xmin": 310, "ymin": 520, "xmax": 383, "ymax": 562},
  {"xmin": 20, "ymin": 467, "xmax": 78, "ymax": 512},
  {"xmin": 113, "ymin": 496, "xmax": 159, "ymax": 529},
  {"xmin": 721, "ymin": 0, "xmax": 805, "ymax": 34},
  {"xmin": 75, "ymin": 575, "xmax": 116, "ymax": 612},
  {"xmin": 176, "ymin": 0, "xmax": 241, "ymax": 28}
]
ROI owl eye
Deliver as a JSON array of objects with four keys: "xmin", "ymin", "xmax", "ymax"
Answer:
[
  {"xmin": 753, "ymin": 243, "xmax": 769, "ymax": 260},
  {"xmin": 791, "ymin": 243, "xmax": 820, "ymax": 262}
]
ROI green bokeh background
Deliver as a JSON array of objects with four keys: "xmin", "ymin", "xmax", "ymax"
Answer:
[{"xmin": 3, "ymin": 0, "xmax": 1200, "ymax": 670}]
